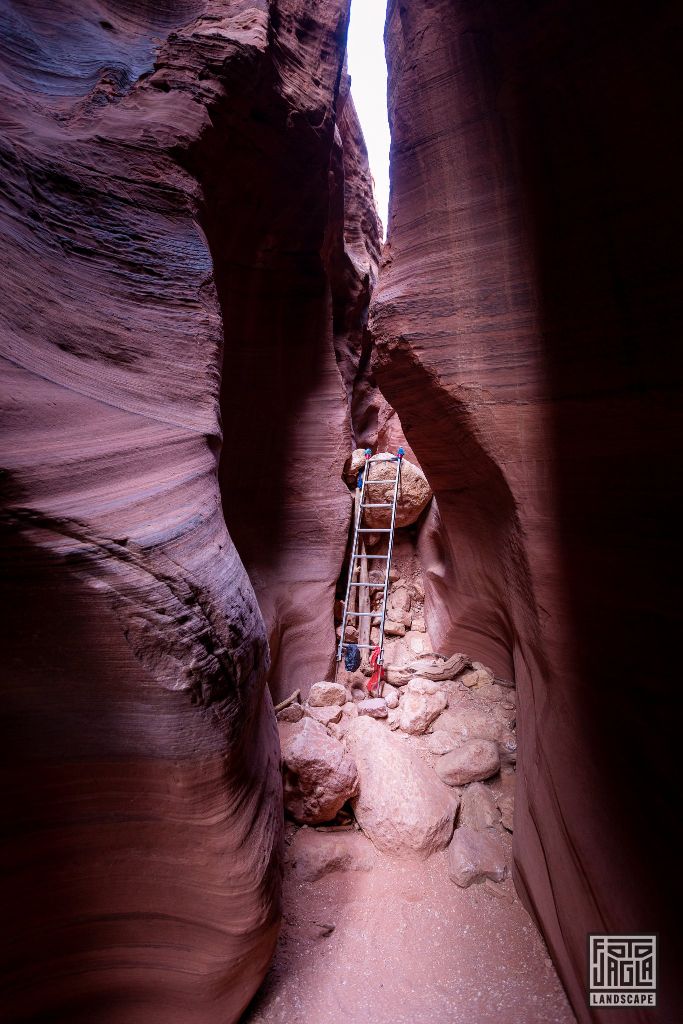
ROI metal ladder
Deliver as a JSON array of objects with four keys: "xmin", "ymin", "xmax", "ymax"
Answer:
[{"xmin": 336, "ymin": 447, "xmax": 404, "ymax": 682}]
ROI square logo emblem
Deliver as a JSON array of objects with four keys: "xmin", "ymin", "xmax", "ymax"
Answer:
[{"xmin": 588, "ymin": 934, "xmax": 657, "ymax": 1007}]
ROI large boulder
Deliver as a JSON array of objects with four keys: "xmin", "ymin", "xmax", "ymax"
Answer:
[
  {"xmin": 399, "ymin": 677, "xmax": 448, "ymax": 735},
  {"xmin": 280, "ymin": 718, "xmax": 359, "ymax": 824},
  {"xmin": 348, "ymin": 451, "xmax": 432, "ymax": 528},
  {"xmin": 435, "ymin": 739, "xmax": 500, "ymax": 786},
  {"xmin": 447, "ymin": 827, "xmax": 507, "ymax": 887},
  {"xmin": 437, "ymin": 705, "xmax": 506, "ymax": 745},
  {"xmin": 346, "ymin": 717, "xmax": 457, "ymax": 857}
]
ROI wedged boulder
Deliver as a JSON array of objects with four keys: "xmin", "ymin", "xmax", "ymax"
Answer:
[
  {"xmin": 350, "ymin": 451, "xmax": 432, "ymax": 528},
  {"xmin": 346, "ymin": 717, "xmax": 457, "ymax": 857},
  {"xmin": 436, "ymin": 739, "xmax": 500, "ymax": 786},
  {"xmin": 458, "ymin": 782, "xmax": 501, "ymax": 830},
  {"xmin": 308, "ymin": 681, "xmax": 347, "ymax": 707},
  {"xmin": 399, "ymin": 677, "xmax": 448, "ymax": 735},
  {"xmin": 287, "ymin": 829, "xmax": 377, "ymax": 882},
  {"xmin": 357, "ymin": 697, "xmax": 388, "ymax": 719},
  {"xmin": 448, "ymin": 826, "xmax": 507, "ymax": 887},
  {"xmin": 281, "ymin": 718, "xmax": 359, "ymax": 824}
]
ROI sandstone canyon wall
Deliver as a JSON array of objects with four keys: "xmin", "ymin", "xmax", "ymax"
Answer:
[
  {"xmin": 0, "ymin": 1, "xmax": 377, "ymax": 1020},
  {"xmin": 372, "ymin": 0, "xmax": 682, "ymax": 1020}
]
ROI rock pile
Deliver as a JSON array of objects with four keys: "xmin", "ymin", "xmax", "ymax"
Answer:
[{"xmin": 277, "ymin": 573, "xmax": 517, "ymax": 888}]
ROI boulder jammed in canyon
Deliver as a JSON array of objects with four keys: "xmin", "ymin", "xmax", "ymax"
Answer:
[
  {"xmin": 0, "ymin": 1, "xmax": 377, "ymax": 1021},
  {"xmin": 372, "ymin": 0, "xmax": 682, "ymax": 1019}
]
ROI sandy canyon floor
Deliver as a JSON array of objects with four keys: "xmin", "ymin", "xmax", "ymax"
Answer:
[{"xmin": 243, "ymin": 828, "xmax": 574, "ymax": 1024}]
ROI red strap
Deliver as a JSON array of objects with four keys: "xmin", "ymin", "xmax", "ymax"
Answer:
[{"xmin": 367, "ymin": 646, "xmax": 383, "ymax": 694}]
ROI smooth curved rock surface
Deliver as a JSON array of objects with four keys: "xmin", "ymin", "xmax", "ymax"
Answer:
[
  {"xmin": 372, "ymin": 0, "xmax": 683, "ymax": 1018},
  {"xmin": 215, "ymin": 36, "xmax": 381, "ymax": 703},
  {"xmin": 0, "ymin": 2, "xmax": 375, "ymax": 1021}
]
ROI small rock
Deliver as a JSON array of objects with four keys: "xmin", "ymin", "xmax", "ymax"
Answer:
[
  {"xmin": 336, "ymin": 624, "xmax": 358, "ymax": 642},
  {"xmin": 384, "ymin": 618, "xmax": 406, "ymax": 638},
  {"xmin": 308, "ymin": 681, "xmax": 347, "ymax": 707},
  {"xmin": 281, "ymin": 718, "xmax": 359, "ymax": 824},
  {"xmin": 408, "ymin": 677, "xmax": 442, "ymax": 695},
  {"xmin": 499, "ymin": 733, "xmax": 517, "ymax": 765},
  {"xmin": 409, "ymin": 633, "xmax": 427, "ymax": 653},
  {"xmin": 497, "ymin": 775, "xmax": 515, "ymax": 831},
  {"xmin": 306, "ymin": 704, "xmax": 343, "ymax": 727},
  {"xmin": 328, "ymin": 718, "xmax": 349, "ymax": 741},
  {"xmin": 389, "ymin": 580, "xmax": 411, "ymax": 603},
  {"xmin": 342, "ymin": 701, "xmax": 359, "ymax": 718},
  {"xmin": 383, "ymin": 683, "xmax": 400, "ymax": 709},
  {"xmin": 387, "ymin": 709, "xmax": 401, "ymax": 730},
  {"xmin": 412, "ymin": 618, "xmax": 426, "ymax": 633},
  {"xmin": 459, "ymin": 668, "xmax": 491, "ymax": 688},
  {"xmin": 357, "ymin": 697, "xmax": 388, "ymax": 719},
  {"xmin": 471, "ymin": 661, "xmax": 495, "ymax": 683},
  {"xmin": 399, "ymin": 677, "xmax": 448, "ymax": 735},
  {"xmin": 277, "ymin": 703, "xmax": 304, "ymax": 723},
  {"xmin": 458, "ymin": 782, "xmax": 501, "ymax": 830},
  {"xmin": 427, "ymin": 729, "xmax": 456, "ymax": 755},
  {"xmin": 287, "ymin": 829, "xmax": 377, "ymax": 882},
  {"xmin": 436, "ymin": 739, "xmax": 500, "ymax": 786},
  {"xmin": 447, "ymin": 826, "xmax": 507, "ymax": 887}
]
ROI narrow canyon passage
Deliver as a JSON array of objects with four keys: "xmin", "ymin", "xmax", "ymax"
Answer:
[
  {"xmin": 243, "ymin": 531, "xmax": 574, "ymax": 1024},
  {"xmin": 1, "ymin": 1, "xmax": 680, "ymax": 1023}
]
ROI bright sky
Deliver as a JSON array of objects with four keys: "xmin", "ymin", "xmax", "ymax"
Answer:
[{"xmin": 347, "ymin": 0, "xmax": 390, "ymax": 238}]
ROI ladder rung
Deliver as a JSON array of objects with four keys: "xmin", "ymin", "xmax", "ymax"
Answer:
[
  {"xmin": 364, "ymin": 479, "xmax": 397, "ymax": 484},
  {"xmin": 353, "ymin": 555, "xmax": 389, "ymax": 559},
  {"xmin": 348, "ymin": 582, "xmax": 385, "ymax": 587},
  {"xmin": 358, "ymin": 528, "xmax": 392, "ymax": 533},
  {"xmin": 345, "ymin": 611, "xmax": 378, "ymax": 617},
  {"xmin": 340, "ymin": 643, "xmax": 377, "ymax": 649},
  {"xmin": 361, "ymin": 503, "xmax": 393, "ymax": 508}
]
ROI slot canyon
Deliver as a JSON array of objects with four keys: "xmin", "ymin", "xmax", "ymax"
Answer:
[{"xmin": 0, "ymin": 1, "xmax": 680, "ymax": 1023}]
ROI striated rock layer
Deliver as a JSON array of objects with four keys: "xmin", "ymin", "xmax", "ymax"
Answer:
[
  {"xmin": 372, "ymin": 0, "xmax": 682, "ymax": 1020},
  {"xmin": 0, "ymin": 1, "xmax": 376, "ymax": 1021}
]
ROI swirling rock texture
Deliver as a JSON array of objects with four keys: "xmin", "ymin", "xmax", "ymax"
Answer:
[
  {"xmin": 0, "ymin": 1, "xmax": 377, "ymax": 1021},
  {"xmin": 372, "ymin": 1, "xmax": 682, "ymax": 1021}
]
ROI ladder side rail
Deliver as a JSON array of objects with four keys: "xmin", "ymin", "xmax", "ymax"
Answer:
[
  {"xmin": 376, "ymin": 454, "xmax": 403, "ymax": 687},
  {"xmin": 336, "ymin": 453, "xmax": 372, "ymax": 663}
]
